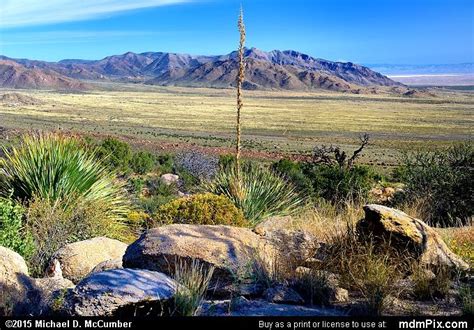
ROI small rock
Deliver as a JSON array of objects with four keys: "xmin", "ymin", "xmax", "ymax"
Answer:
[
  {"xmin": 160, "ymin": 173, "xmax": 179, "ymax": 186},
  {"xmin": 264, "ymin": 285, "xmax": 305, "ymax": 305},
  {"xmin": 330, "ymin": 287, "xmax": 349, "ymax": 303}
]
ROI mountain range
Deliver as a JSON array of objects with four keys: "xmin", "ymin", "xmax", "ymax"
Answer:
[{"xmin": 0, "ymin": 48, "xmax": 405, "ymax": 93}]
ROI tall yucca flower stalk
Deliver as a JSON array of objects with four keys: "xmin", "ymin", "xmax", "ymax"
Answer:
[{"xmin": 235, "ymin": 7, "xmax": 246, "ymax": 183}]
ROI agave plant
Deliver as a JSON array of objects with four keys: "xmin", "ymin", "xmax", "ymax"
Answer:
[
  {"xmin": 205, "ymin": 163, "xmax": 305, "ymax": 226},
  {"xmin": 0, "ymin": 132, "xmax": 130, "ymax": 222}
]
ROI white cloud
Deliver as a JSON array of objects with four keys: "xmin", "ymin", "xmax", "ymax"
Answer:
[
  {"xmin": 0, "ymin": 0, "xmax": 191, "ymax": 28},
  {"xmin": 0, "ymin": 30, "xmax": 164, "ymax": 45}
]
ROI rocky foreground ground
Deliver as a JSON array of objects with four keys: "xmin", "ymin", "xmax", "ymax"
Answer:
[{"xmin": 1, "ymin": 204, "xmax": 471, "ymax": 317}]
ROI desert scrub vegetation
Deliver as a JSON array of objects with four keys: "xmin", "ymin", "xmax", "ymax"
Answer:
[
  {"xmin": 272, "ymin": 136, "xmax": 378, "ymax": 207},
  {"xmin": 393, "ymin": 142, "xmax": 473, "ymax": 227},
  {"xmin": 0, "ymin": 197, "xmax": 34, "ymax": 258},
  {"xmin": 173, "ymin": 259, "xmax": 214, "ymax": 316},
  {"xmin": 25, "ymin": 196, "xmax": 131, "ymax": 276},
  {"xmin": 410, "ymin": 264, "xmax": 452, "ymax": 300},
  {"xmin": 0, "ymin": 133, "xmax": 130, "ymax": 223},
  {"xmin": 152, "ymin": 193, "xmax": 248, "ymax": 227},
  {"xmin": 320, "ymin": 224, "xmax": 408, "ymax": 315},
  {"xmin": 205, "ymin": 163, "xmax": 305, "ymax": 226},
  {"xmin": 0, "ymin": 133, "xmax": 133, "ymax": 274}
]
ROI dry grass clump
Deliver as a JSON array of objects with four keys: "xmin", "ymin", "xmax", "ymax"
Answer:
[
  {"xmin": 290, "ymin": 200, "xmax": 363, "ymax": 242},
  {"xmin": 437, "ymin": 226, "xmax": 474, "ymax": 269},
  {"xmin": 459, "ymin": 285, "xmax": 473, "ymax": 316},
  {"xmin": 410, "ymin": 264, "xmax": 452, "ymax": 300},
  {"xmin": 318, "ymin": 219, "xmax": 409, "ymax": 315},
  {"xmin": 173, "ymin": 259, "xmax": 214, "ymax": 316},
  {"xmin": 25, "ymin": 196, "xmax": 131, "ymax": 276},
  {"xmin": 293, "ymin": 269, "xmax": 333, "ymax": 306}
]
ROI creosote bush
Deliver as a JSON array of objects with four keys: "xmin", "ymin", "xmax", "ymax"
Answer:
[
  {"xmin": 152, "ymin": 193, "xmax": 248, "ymax": 227},
  {"xmin": 130, "ymin": 151, "xmax": 155, "ymax": 175},
  {"xmin": 97, "ymin": 137, "xmax": 132, "ymax": 172},
  {"xmin": 205, "ymin": 163, "xmax": 304, "ymax": 226},
  {"xmin": 393, "ymin": 142, "xmax": 473, "ymax": 227}
]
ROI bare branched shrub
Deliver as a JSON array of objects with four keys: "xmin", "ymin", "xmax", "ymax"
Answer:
[
  {"xmin": 312, "ymin": 133, "xmax": 370, "ymax": 170},
  {"xmin": 174, "ymin": 151, "xmax": 219, "ymax": 182}
]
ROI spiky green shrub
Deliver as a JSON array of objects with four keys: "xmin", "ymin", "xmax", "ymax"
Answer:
[
  {"xmin": 0, "ymin": 133, "xmax": 130, "ymax": 222},
  {"xmin": 0, "ymin": 197, "xmax": 34, "ymax": 258},
  {"xmin": 153, "ymin": 193, "xmax": 248, "ymax": 227},
  {"xmin": 205, "ymin": 164, "xmax": 305, "ymax": 226}
]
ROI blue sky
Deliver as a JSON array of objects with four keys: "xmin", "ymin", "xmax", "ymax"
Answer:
[{"xmin": 0, "ymin": 0, "xmax": 473, "ymax": 64}]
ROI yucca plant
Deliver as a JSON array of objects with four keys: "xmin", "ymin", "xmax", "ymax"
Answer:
[
  {"xmin": 205, "ymin": 163, "xmax": 305, "ymax": 226},
  {"xmin": 0, "ymin": 132, "xmax": 130, "ymax": 222}
]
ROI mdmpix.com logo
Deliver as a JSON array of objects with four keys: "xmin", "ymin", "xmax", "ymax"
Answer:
[{"xmin": 399, "ymin": 319, "xmax": 469, "ymax": 329}]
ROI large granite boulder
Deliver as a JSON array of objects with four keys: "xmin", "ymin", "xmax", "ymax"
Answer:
[
  {"xmin": 357, "ymin": 204, "xmax": 469, "ymax": 271},
  {"xmin": 48, "ymin": 237, "xmax": 128, "ymax": 283},
  {"xmin": 123, "ymin": 225, "xmax": 277, "ymax": 287},
  {"xmin": 0, "ymin": 247, "xmax": 29, "ymax": 314},
  {"xmin": 64, "ymin": 269, "xmax": 176, "ymax": 316}
]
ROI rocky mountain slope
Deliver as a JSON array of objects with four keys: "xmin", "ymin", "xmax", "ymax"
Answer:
[
  {"xmin": 0, "ymin": 59, "xmax": 88, "ymax": 90},
  {"xmin": 0, "ymin": 48, "xmax": 403, "ymax": 92}
]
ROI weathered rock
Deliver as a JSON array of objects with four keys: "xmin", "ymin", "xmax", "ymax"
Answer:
[
  {"xmin": 211, "ymin": 280, "xmax": 266, "ymax": 299},
  {"xmin": 0, "ymin": 247, "xmax": 29, "ymax": 314},
  {"xmin": 330, "ymin": 287, "xmax": 349, "ymax": 303},
  {"xmin": 357, "ymin": 204, "xmax": 469, "ymax": 271},
  {"xmin": 264, "ymin": 285, "xmax": 304, "ymax": 305},
  {"xmin": 49, "ymin": 237, "xmax": 128, "ymax": 283},
  {"xmin": 199, "ymin": 297, "xmax": 343, "ymax": 316},
  {"xmin": 160, "ymin": 173, "xmax": 179, "ymax": 186},
  {"xmin": 65, "ymin": 269, "xmax": 176, "ymax": 316},
  {"xmin": 23, "ymin": 277, "xmax": 74, "ymax": 316},
  {"xmin": 253, "ymin": 216, "xmax": 294, "ymax": 235},
  {"xmin": 254, "ymin": 216, "xmax": 319, "ymax": 267},
  {"xmin": 263, "ymin": 229, "xmax": 319, "ymax": 267},
  {"xmin": 89, "ymin": 258, "xmax": 123, "ymax": 274},
  {"xmin": 123, "ymin": 225, "xmax": 276, "ymax": 287}
]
